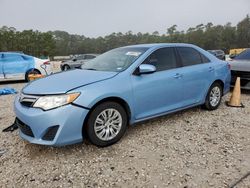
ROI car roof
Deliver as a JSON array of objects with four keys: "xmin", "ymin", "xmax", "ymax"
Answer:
[
  {"xmin": 121, "ymin": 43, "xmax": 200, "ymax": 49},
  {"xmin": 122, "ymin": 43, "xmax": 219, "ymax": 61},
  {"xmin": 0, "ymin": 52, "xmax": 29, "ymax": 56},
  {"xmin": 208, "ymin": 50, "xmax": 224, "ymax": 52},
  {"xmin": 75, "ymin": 53, "xmax": 99, "ymax": 56},
  {"xmin": 85, "ymin": 53, "xmax": 99, "ymax": 56}
]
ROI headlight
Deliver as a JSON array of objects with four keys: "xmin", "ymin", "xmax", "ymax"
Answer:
[{"xmin": 33, "ymin": 93, "xmax": 80, "ymax": 110}]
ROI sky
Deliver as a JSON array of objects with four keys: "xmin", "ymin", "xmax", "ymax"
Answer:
[{"xmin": 0, "ymin": 0, "xmax": 249, "ymax": 38}]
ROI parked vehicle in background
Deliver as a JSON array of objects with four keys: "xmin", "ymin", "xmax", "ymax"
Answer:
[
  {"xmin": 14, "ymin": 43, "xmax": 231, "ymax": 147},
  {"xmin": 60, "ymin": 54, "xmax": 98, "ymax": 71},
  {"xmin": 207, "ymin": 50, "xmax": 225, "ymax": 60},
  {"xmin": 229, "ymin": 48, "xmax": 246, "ymax": 59},
  {"xmin": 0, "ymin": 52, "xmax": 52, "ymax": 82},
  {"xmin": 229, "ymin": 48, "xmax": 250, "ymax": 89}
]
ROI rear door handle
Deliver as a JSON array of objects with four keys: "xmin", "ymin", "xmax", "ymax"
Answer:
[
  {"xmin": 174, "ymin": 73, "xmax": 182, "ymax": 79},
  {"xmin": 209, "ymin": 67, "xmax": 215, "ymax": 72}
]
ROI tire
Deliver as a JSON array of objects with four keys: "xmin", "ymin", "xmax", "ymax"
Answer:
[
  {"xmin": 86, "ymin": 102, "xmax": 128, "ymax": 147},
  {"xmin": 25, "ymin": 69, "xmax": 40, "ymax": 82},
  {"xmin": 63, "ymin": 65, "xmax": 70, "ymax": 71},
  {"xmin": 203, "ymin": 82, "xmax": 223, "ymax": 110}
]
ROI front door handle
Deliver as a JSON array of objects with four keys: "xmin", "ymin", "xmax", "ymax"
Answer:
[
  {"xmin": 209, "ymin": 67, "xmax": 215, "ymax": 72},
  {"xmin": 174, "ymin": 73, "xmax": 182, "ymax": 79}
]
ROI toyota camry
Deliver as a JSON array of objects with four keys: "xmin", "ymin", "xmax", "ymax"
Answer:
[{"xmin": 14, "ymin": 43, "xmax": 231, "ymax": 147}]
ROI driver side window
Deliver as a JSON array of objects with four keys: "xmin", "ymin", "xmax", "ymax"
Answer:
[{"xmin": 143, "ymin": 47, "xmax": 178, "ymax": 72}]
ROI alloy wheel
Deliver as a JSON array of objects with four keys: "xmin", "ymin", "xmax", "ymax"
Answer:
[
  {"xmin": 94, "ymin": 108, "xmax": 122, "ymax": 141},
  {"xmin": 209, "ymin": 86, "xmax": 221, "ymax": 107}
]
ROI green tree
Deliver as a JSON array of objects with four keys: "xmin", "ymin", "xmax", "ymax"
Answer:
[{"xmin": 236, "ymin": 14, "xmax": 250, "ymax": 47}]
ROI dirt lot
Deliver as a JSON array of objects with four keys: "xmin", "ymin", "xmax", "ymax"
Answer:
[{"xmin": 0, "ymin": 81, "xmax": 250, "ymax": 188}]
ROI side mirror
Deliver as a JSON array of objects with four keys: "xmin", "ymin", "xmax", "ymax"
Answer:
[
  {"xmin": 138, "ymin": 64, "xmax": 156, "ymax": 75},
  {"xmin": 73, "ymin": 58, "xmax": 77, "ymax": 62}
]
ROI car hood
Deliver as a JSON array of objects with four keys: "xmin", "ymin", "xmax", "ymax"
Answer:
[
  {"xmin": 229, "ymin": 60, "xmax": 250, "ymax": 72},
  {"xmin": 22, "ymin": 69, "xmax": 118, "ymax": 95}
]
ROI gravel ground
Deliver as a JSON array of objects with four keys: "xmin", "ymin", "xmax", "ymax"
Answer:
[{"xmin": 0, "ymin": 81, "xmax": 250, "ymax": 188}]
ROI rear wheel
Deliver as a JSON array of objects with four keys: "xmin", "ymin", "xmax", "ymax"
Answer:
[
  {"xmin": 63, "ymin": 65, "xmax": 70, "ymax": 71},
  {"xmin": 86, "ymin": 102, "xmax": 127, "ymax": 147},
  {"xmin": 25, "ymin": 69, "xmax": 40, "ymax": 82},
  {"xmin": 203, "ymin": 82, "xmax": 222, "ymax": 110}
]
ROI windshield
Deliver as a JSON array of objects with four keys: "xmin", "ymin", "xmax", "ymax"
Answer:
[
  {"xmin": 234, "ymin": 49, "xmax": 250, "ymax": 60},
  {"xmin": 81, "ymin": 47, "xmax": 149, "ymax": 72}
]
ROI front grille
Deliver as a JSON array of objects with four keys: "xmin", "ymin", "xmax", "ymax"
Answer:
[
  {"xmin": 20, "ymin": 101, "xmax": 34, "ymax": 107},
  {"xmin": 19, "ymin": 94, "xmax": 39, "ymax": 107},
  {"xmin": 42, "ymin": 125, "xmax": 59, "ymax": 141},
  {"xmin": 16, "ymin": 118, "xmax": 34, "ymax": 137}
]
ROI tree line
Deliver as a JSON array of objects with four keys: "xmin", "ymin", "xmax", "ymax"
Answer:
[{"xmin": 0, "ymin": 15, "xmax": 249, "ymax": 57}]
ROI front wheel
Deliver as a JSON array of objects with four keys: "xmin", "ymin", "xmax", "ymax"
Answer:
[
  {"xmin": 203, "ymin": 82, "xmax": 223, "ymax": 110},
  {"xmin": 86, "ymin": 102, "xmax": 128, "ymax": 147}
]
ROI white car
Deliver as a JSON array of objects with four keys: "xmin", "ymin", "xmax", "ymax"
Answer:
[{"xmin": 0, "ymin": 52, "xmax": 52, "ymax": 81}]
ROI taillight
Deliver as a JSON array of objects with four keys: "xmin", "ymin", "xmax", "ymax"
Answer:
[{"xmin": 43, "ymin": 61, "xmax": 50, "ymax": 65}]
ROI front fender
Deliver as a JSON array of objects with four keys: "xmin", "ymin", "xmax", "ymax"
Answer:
[{"xmin": 71, "ymin": 74, "xmax": 135, "ymax": 122}]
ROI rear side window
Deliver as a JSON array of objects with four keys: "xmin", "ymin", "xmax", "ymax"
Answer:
[
  {"xmin": 177, "ymin": 47, "xmax": 203, "ymax": 66},
  {"xmin": 144, "ymin": 47, "xmax": 178, "ymax": 71}
]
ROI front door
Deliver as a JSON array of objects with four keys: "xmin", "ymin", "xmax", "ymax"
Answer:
[
  {"xmin": 131, "ymin": 47, "xmax": 184, "ymax": 120},
  {"xmin": 3, "ymin": 53, "xmax": 28, "ymax": 79}
]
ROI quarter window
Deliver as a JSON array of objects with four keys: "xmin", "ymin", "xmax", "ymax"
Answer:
[
  {"xmin": 144, "ymin": 47, "xmax": 178, "ymax": 71},
  {"xmin": 177, "ymin": 47, "xmax": 203, "ymax": 66}
]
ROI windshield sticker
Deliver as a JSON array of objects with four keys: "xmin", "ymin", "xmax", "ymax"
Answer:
[
  {"xmin": 117, "ymin": 67, "xmax": 123, "ymax": 70},
  {"xmin": 126, "ymin": 52, "xmax": 142, "ymax": 56}
]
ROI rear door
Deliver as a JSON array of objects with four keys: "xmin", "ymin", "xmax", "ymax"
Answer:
[
  {"xmin": 131, "ymin": 47, "xmax": 184, "ymax": 120},
  {"xmin": 3, "ymin": 53, "xmax": 29, "ymax": 79},
  {"xmin": 0, "ymin": 53, "xmax": 4, "ymax": 79},
  {"xmin": 176, "ymin": 47, "xmax": 215, "ymax": 106}
]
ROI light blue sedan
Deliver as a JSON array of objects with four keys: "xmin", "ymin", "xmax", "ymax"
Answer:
[
  {"xmin": 0, "ymin": 52, "xmax": 52, "ymax": 81},
  {"xmin": 14, "ymin": 43, "xmax": 231, "ymax": 147}
]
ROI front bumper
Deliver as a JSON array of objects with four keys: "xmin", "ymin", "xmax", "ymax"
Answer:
[{"xmin": 14, "ymin": 97, "xmax": 89, "ymax": 146}]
